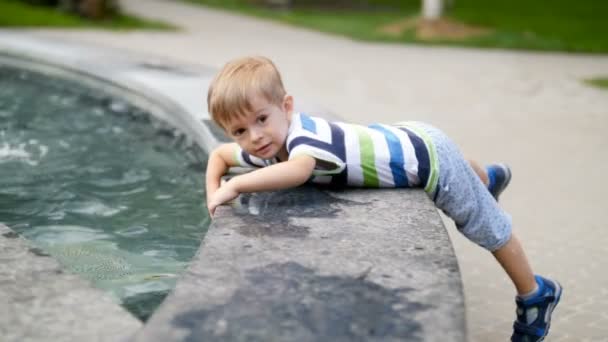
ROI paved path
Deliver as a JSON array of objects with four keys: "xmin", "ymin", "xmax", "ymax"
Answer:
[{"xmin": 17, "ymin": 0, "xmax": 608, "ymax": 340}]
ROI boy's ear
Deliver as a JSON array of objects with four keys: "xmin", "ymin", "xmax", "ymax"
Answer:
[{"xmin": 282, "ymin": 94, "xmax": 294, "ymax": 113}]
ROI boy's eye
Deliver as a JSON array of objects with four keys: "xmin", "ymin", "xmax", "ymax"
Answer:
[
  {"xmin": 232, "ymin": 128, "xmax": 246, "ymax": 136},
  {"xmin": 257, "ymin": 115, "xmax": 268, "ymax": 124}
]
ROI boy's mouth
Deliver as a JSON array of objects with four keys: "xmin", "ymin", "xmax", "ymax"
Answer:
[{"xmin": 256, "ymin": 143, "xmax": 272, "ymax": 155}]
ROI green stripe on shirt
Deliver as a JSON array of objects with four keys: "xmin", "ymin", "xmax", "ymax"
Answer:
[
  {"xmin": 395, "ymin": 123, "xmax": 439, "ymax": 195},
  {"xmin": 355, "ymin": 127, "xmax": 379, "ymax": 187}
]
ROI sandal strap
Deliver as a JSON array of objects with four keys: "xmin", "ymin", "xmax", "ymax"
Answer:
[
  {"xmin": 513, "ymin": 321, "xmax": 544, "ymax": 337},
  {"xmin": 518, "ymin": 294, "xmax": 555, "ymax": 306}
]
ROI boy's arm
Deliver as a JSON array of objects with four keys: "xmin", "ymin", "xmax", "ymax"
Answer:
[
  {"xmin": 205, "ymin": 143, "xmax": 240, "ymax": 205},
  {"xmin": 207, "ymin": 155, "xmax": 316, "ymax": 216}
]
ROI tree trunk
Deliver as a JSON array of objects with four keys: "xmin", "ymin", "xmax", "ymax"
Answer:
[{"xmin": 422, "ymin": 0, "xmax": 443, "ymax": 20}]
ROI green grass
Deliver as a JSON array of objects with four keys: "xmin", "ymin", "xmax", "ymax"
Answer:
[
  {"xmin": 0, "ymin": 0, "xmax": 175, "ymax": 30},
  {"xmin": 184, "ymin": 0, "xmax": 608, "ymax": 53},
  {"xmin": 184, "ymin": 0, "xmax": 415, "ymax": 41},
  {"xmin": 450, "ymin": 0, "xmax": 608, "ymax": 53},
  {"xmin": 585, "ymin": 77, "xmax": 608, "ymax": 89}
]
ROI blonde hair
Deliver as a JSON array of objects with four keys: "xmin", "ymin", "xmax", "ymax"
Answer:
[{"xmin": 207, "ymin": 56, "xmax": 286, "ymax": 129}]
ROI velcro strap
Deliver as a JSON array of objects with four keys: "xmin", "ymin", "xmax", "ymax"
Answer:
[{"xmin": 513, "ymin": 321, "xmax": 544, "ymax": 337}]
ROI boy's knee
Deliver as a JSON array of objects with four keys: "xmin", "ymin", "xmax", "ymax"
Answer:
[
  {"xmin": 461, "ymin": 221, "xmax": 511, "ymax": 252},
  {"xmin": 484, "ymin": 230, "xmax": 512, "ymax": 252}
]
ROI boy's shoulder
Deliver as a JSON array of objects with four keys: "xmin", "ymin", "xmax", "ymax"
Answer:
[{"xmin": 287, "ymin": 112, "xmax": 334, "ymax": 141}]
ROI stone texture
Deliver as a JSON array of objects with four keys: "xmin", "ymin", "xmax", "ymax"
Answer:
[
  {"xmin": 0, "ymin": 223, "xmax": 142, "ymax": 342},
  {"xmin": 136, "ymin": 187, "xmax": 465, "ymax": 342}
]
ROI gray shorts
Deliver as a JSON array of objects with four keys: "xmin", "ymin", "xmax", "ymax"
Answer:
[{"xmin": 418, "ymin": 123, "xmax": 512, "ymax": 252}]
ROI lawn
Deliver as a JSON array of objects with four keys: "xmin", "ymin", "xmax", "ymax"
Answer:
[
  {"xmin": 0, "ymin": 0, "xmax": 174, "ymax": 30},
  {"xmin": 586, "ymin": 77, "xmax": 608, "ymax": 90},
  {"xmin": 184, "ymin": 0, "xmax": 608, "ymax": 53}
]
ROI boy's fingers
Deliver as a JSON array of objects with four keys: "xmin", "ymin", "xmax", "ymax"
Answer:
[{"xmin": 207, "ymin": 202, "xmax": 216, "ymax": 218}]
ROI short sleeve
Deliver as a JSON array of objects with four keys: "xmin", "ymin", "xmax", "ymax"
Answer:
[
  {"xmin": 288, "ymin": 137, "xmax": 345, "ymax": 176},
  {"xmin": 286, "ymin": 113, "xmax": 345, "ymax": 176}
]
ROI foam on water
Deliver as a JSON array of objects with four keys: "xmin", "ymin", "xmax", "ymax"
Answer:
[{"xmin": 0, "ymin": 142, "xmax": 45, "ymax": 166}]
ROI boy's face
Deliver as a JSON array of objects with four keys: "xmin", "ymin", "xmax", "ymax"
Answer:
[{"xmin": 224, "ymin": 94, "xmax": 293, "ymax": 161}]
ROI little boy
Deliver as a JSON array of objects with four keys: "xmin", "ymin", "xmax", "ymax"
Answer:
[{"xmin": 205, "ymin": 56, "xmax": 562, "ymax": 341}]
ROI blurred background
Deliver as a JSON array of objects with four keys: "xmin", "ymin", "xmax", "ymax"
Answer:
[
  {"xmin": 2, "ymin": 1, "xmax": 608, "ymax": 341},
  {"xmin": 2, "ymin": 0, "xmax": 608, "ymax": 54}
]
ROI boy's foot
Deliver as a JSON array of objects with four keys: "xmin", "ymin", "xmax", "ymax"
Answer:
[
  {"xmin": 486, "ymin": 163, "xmax": 512, "ymax": 201},
  {"xmin": 511, "ymin": 275, "xmax": 563, "ymax": 342}
]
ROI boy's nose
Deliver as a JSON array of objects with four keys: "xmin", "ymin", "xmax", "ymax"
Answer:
[{"xmin": 250, "ymin": 128, "xmax": 263, "ymax": 142}]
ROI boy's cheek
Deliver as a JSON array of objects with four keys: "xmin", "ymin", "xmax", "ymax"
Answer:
[{"xmin": 237, "ymin": 142, "xmax": 256, "ymax": 155}]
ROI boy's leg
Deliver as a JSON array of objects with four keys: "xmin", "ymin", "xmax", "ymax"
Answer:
[
  {"xmin": 493, "ymin": 234, "xmax": 563, "ymax": 342},
  {"xmin": 445, "ymin": 162, "xmax": 562, "ymax": 341},
  {"xmin": 491, "ymin": 233, "xmax": 536, "ymax": 294},
  {"xmin": 468, "ymin": 159, "xmax": 512, "ymax": 201},
  {"xmin": 468, "ymin": 159, "xmax": 489, "ymax": 186},
  {"xmin": 418, "ymin": 124, "xmax": 561, "ymax": 341},
  {"xmin": 457, "ymin": 164, "xmax": 562, "ymax": 341}
]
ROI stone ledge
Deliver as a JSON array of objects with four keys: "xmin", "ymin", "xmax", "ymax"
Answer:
[
  {"xmin": 0, "ymin": 223, "xmax": 142, "ymax": 342},
  {"xmin": 135, "ymin": 187, "xmax": 466, "ymax": 342}
]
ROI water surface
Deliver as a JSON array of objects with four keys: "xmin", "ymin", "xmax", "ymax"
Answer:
[{"xmin": 0, "ymin": 64, "xmax": 209, "ymax": 320}]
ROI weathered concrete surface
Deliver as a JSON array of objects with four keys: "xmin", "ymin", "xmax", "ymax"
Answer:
[
  {"xmin": 0, "ymin": 223, "xmax": 142, "ymax": 342},
  {"xmin": 136, "ymin": 188, "xmax": 465, "ymax": 342}
]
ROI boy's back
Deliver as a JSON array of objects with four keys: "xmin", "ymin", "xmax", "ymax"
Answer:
[{"xmin": 236, "ymin": 112, "xmax": 438, "ymax": 190}]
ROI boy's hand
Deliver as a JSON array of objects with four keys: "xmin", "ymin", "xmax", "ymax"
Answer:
[
  {"xmin": 206, "ymin": 155, "xmax": 316, "ymax": 217},
  {"xmin": 205, "ymin": 143, "xmax": 241, "ymax": 217},
  {"xmin": 207, "ymin": 179, "xmax": 239, "ymax": 217}
]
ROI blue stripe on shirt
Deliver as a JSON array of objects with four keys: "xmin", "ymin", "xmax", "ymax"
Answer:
[
  {"xmin": 399, "ymin": 127, "xmax": 430, "ymax": 187},
  {"xmin": 328, "ymin": 122, "xmax": 347, "ymax": 187},
  {"xmin": 369, "ymin": 124, "xmax": 409, "ymax": 187},
  {"xmin": 300, "ymin": 113, "xmax": 317, "ymax": 134},
  {"xmin": 242, "ymin": 150, "xmax": 257, "ymax": 167}
]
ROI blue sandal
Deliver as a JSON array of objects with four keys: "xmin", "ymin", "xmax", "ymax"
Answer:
[
  {"xmin": 511, "ymin": 275, "xmax": 563, "ymax": 342},
  {"xmin": 487, "ymin": 163, "xmax": 512, "ymax": 201}
]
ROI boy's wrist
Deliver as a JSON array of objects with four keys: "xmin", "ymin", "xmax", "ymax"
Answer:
[{"xmin": 227, "ymin": 176, "xmax": 242, "ymax": 194}]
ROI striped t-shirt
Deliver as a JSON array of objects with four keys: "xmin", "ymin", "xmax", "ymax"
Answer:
[{"xmin": 234, "ymin": 113, "xmax": 439, "ymax": 193}]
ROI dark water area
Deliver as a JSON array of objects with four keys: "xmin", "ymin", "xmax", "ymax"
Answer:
[{"xmin": 0, "ymin": 64, "xmax": 210, "ymax": 321}]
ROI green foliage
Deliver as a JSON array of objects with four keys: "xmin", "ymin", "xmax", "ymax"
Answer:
[
  {"xmin": 585, "ymin": 78, "xmax": 608, "ymax": 89},
  {"xmin": 184, "ymin": 0, "xmax": 608, "ymax": 53},
  {"xmin": 450, "ymin": 0, "xmax": 608, "ymax": 53},
  {"xmin": 184, "ymin": 0, "xmax": 414, "ymax": 40},
  {"xmin": 0, "ymin": 0, "xmax": 175, "ymax": 29}
]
